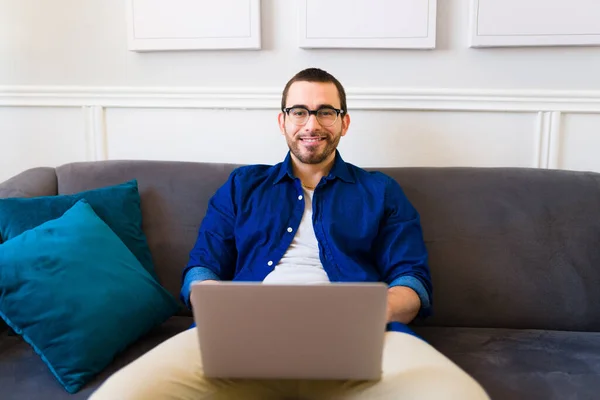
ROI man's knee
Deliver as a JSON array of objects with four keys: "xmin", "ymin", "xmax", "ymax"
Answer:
[
  {"xmin": 89, "ymin": 374, "xmax": 163, "ymax": 400},
  {"xmin": 379, "ymin": 366, "xmax": 489, "ymax": 400},
  {"xmin": 89, "ymin": 329, "xmax": 207, "ymax": 400}
]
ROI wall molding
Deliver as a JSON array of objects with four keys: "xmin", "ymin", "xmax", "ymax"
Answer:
[
  {"xmin": 2, "ymin": 86, "xmax": 600, "ymax": 113},
  {"xmin": 535, "ymin": 112, "xmax": 552, "ymax": 168},
  {"xmin": 83, "ymin": 106, "xmax": 107, "ymax": 161},
  {"xmin": 534, "ymin": 111, "xmax": 562, "ymax": 168},
  {"xmin": 548, "ymin": 111, "xmax": 563, "ymax": 169}
]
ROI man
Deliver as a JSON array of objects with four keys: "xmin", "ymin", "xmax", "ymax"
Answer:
[{"xmin": 91, "ymin": 68, "xmax": 489, "ymax": 400}]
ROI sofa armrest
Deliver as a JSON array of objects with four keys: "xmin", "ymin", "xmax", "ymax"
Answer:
[{"xmin": 0, "ymin": 167, "xmax": 58, "ymax": 199}]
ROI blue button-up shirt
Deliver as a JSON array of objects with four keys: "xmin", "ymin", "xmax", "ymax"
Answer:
[{"xmin": 181, "ymin": 151, "xmax": 433, "ymax": 318}]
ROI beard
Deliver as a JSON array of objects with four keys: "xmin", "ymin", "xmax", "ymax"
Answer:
[{"xmin": 284, "ymin": 127, "xmax": 342, "ymax": 165}]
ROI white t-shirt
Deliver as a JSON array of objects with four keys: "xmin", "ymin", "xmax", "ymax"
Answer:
[{"xmin": 262, "ymin": 188, "xmax": 330, "ymax": 284}]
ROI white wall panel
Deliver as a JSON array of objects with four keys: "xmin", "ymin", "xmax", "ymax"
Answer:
[
  {"xmin": 104, "ymin": 108, "xmax": 288, "ymax": 165},
  {"xmin": 338, "ymin": 110, "xmax": 538, "ymax": 168},
  {"xmin": 0, "ymin": 107, "xmax": 87, "ymax": 182},
  {"xmin": 557, "ymin": 114, "xmax": 600, "ymax": 172}
]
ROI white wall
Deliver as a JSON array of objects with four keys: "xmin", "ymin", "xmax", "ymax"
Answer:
[{"xmin": 1, "ymin": 0, "xmax": 600, "ymax": 182}]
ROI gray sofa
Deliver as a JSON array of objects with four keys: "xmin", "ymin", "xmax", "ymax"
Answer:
[{"xmin": 1, "ymin": 160, "xmax": 599, "ymax": 400}]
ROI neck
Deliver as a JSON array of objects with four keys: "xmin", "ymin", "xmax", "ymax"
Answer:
[{"xmin": 291, "ymin": 152, "xmax": 336, "ymax": 189}]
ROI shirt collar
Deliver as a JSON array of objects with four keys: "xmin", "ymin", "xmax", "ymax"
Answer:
[{"xmin": 273, "ymin": 150, "xmax": 355, "ymax": 185}]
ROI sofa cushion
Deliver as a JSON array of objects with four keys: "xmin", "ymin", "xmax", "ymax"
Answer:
[
  {"xmin": 0, "ymin": 316, "xmax": 192, "ymax": 400},
  {"xmin": 413, "ymin": 326, "xmax": 600, "ymax": 400},
  {"xmin": 0, "ymin": 200, "xmax": 180, "ymax": 393},
  {"xmin": 0, "ymin": 179, "xmax": 157, "ymax": 280},
  {"xmin": 3, "ymin": 322, "xmax": 596, "ymax": 399}
]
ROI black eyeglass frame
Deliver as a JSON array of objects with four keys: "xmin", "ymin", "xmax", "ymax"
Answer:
[{"xmin": 282, "ymin": 106, "xmax": 345, "ymax": 127}]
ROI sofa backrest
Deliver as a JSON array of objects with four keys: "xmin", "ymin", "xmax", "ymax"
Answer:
[
  {"xmin": 3, "ymin": 160, "xmax": 600, "ymax": 332},
  {"xmin": 379, "ymin": 166, "xmax": 600, "ymax": 332}
]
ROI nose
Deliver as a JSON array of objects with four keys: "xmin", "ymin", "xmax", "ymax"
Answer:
[{"xmin": 304, "ymin": 113, "xmax": 322, "ymax": 130}]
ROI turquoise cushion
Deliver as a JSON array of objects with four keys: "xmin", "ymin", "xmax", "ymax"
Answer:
[
  {"xmin": 0, "ymin": 179, "xmax": 157, "ymax": 280},
  {"xmin": 0, "ymin": 200, "xmax": 180, "ymax": 393}
]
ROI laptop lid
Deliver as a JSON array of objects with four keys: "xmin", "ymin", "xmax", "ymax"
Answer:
[{"xmin": 190, "ymin": 282, "xmax": 388, "ymax": 380}]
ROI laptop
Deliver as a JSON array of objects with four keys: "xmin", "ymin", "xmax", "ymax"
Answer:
[{"xmin": 190, "ymin": 281, "xmax": 388, "ymax": 381}]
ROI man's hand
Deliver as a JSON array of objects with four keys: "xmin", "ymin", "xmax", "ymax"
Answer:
[
  {"xmin": 187, "ymin": 280, "xmax": 220, "ymax": 309},
  {"xmin": 386, "ymin": 286, "xmax": 421, "ymax": 324}
]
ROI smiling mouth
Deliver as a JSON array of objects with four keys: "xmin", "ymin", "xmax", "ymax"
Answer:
[{"xmin": 299, "ymin": 137, "xmax": 325, "ymax": 144}]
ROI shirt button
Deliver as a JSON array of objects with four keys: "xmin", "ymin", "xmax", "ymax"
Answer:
[
  {"xmin": 267, "ymin": 261, "xmax": 273, "ymax": 266},
  {"xmin": 298, "ymin": 195, "xmax": 303, "ymax": 200},
  {"xmin": 287, "ymin": 227, "xmax": 293, "ymax": 233}
]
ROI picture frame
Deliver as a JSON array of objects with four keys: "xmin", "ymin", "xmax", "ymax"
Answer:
[
  {"xmin": 126, "ymin": 0, "xmax": 261, "ymax": 51},
  {"xmin": 298, "ymin": 0, "xmax": 437, "ymax": 49},
  {"xmin": 469, "ymin": 0, "xmax": 600, "ymax": 48}
]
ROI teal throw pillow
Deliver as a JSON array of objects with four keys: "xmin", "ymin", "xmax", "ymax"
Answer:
[
  {"xmin": 0, "ymin": 200, "xmax": 180, "ymax": 393},
  {"xmin": 0, "ymin": 179, "xmax": 157, "ymax": 280}
]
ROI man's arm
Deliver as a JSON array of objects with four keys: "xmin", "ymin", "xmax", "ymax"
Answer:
[
  {"xmin": 179, "ymin": 171, "xmax": 238, "ymax": 307},
  {"xmin": 386, "ymin": 286, "xmax": 421, "ymax": 324},
  {"xmin": 375, "ymin": 177, "xmax": 433, "ymax": 323}
]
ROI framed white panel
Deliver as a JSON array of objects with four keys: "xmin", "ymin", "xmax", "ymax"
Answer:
[
  {"xmin": 556, "ymin": 113, "xmax": 600, "ymax": 173},
  {"xmin": 126, "ymin": 0, "xmax": 261, "ymax": 51},
  {"xmin": 299, "ymin": 0, "xmax": 437, "ymax": 49},
  {"xmin": 470, "ymin": 0, "xmax": 600, "ymax": 48},
  {"xmin": 105, "ymin": 108, "xmax": 287, "ymax": 165},
  {"xmin": 0, "ymin": 107, "xmax": 87, "ymax": 183},
  {"xmin": 337, "ymin": 110, "xmax": 538, "ymax": 168}
]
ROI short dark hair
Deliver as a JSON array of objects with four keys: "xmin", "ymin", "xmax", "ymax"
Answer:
[{"xmin": 281, "ymin": 68, "xmax": 347, "ymax": 114}]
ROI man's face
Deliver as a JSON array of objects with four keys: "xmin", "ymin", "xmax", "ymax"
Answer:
[{"xmin": 278, "ymin": 81, "xmax": 350, "ymax": 165}]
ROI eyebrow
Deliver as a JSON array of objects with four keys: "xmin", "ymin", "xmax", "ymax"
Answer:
[{"xmin": 286, "ymin": 104, "xmax": 338, "ymax": 109}]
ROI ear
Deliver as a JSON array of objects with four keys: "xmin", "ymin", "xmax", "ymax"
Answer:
[
  {"xmin": 278, "ymin": 112, "xmax": 286, "ymax": 135},
  {"xmin": 340, "ymin": 113, "xmax": 350, "ymax": 137}
]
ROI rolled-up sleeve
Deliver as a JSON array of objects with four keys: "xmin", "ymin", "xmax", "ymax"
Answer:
[
  {"xmin": 374, "ymin": 177, "xmax": 433, "ymax": 318},
  {"xmin": 389, "ymin": 275, "xmax": 431, "ymax": 312},
  {"xmin": 179, "ymin": 171, "xmax": 238, "ymax": 307}
]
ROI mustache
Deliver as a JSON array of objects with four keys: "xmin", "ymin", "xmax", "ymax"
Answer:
[{"xmin": 297, "ymin": 133, "xmax": 327, "ymax": 138}]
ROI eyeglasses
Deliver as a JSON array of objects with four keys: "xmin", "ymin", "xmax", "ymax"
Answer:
[{"xmin": 282, "ymin": 106, "xmax": 345, "ymax": 127}]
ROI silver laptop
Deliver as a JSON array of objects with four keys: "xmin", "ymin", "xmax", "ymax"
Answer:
[{"xmin": 190, "ymin": 282, "xmax": 388, "ymax": 380}]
